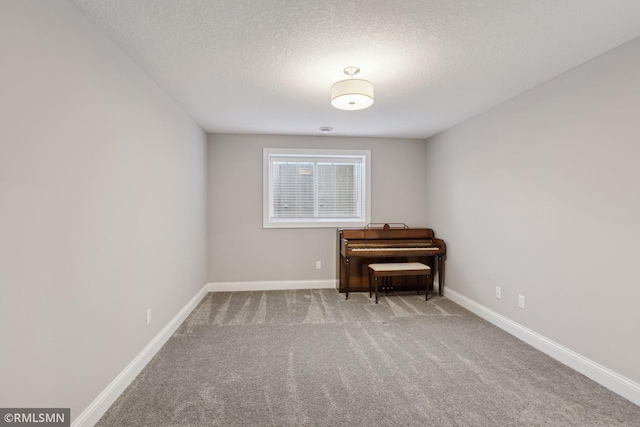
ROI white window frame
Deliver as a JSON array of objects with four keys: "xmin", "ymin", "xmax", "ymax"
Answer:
[{"xmin": 263, "ymin": 148, "xmax": 371, "ymax": 229}]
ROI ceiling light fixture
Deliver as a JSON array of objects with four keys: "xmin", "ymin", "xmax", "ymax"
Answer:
[{"xmin": 330, "ymin": 66, "xmax": 374, "ymax": 111}]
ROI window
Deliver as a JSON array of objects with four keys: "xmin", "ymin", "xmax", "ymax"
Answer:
[{"xmin": 263, "ymin": 148, "xmax": 371, "ymax": 228}]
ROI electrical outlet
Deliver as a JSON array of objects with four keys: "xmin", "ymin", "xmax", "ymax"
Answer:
[
  {"xmin": 518, "ymin": 295, "xmax": 525, "ymax": 309},
  {"xmin": 146, "ymin": 309, "xmax": 152, "ymax": 325},
  {"xmin": 315, "ymin": 261, "xmax": 322, "ymax": 269},
  {"xmin": 495, "ymin": 287, "xmax": 502, "ymax": 299}
]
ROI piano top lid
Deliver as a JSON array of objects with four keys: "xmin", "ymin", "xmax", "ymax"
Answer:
[{"xmin": 340, "ymin": 224, "xmax": 434, "ymax": 240}]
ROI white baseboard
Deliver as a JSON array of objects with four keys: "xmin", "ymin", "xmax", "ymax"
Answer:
[
  {"xmin": 444, "ymin": 288, "xmax": 640, "ymax": 407},
  {"xmin": 207, "ymin": 279, "xmax": 336, "ymax": 292},
  {"xmin": 71, "ymin": 285, "xmax": 210, "ymax": 427}
]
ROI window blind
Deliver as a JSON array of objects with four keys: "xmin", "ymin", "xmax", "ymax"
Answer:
[{"xmin": 264, "ymin": 149, "xmax": 369, "ymax": 227}]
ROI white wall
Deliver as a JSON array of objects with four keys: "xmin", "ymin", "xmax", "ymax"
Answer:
[
  {"xmin": 0, "ymin": 1, "xmax": 207, "ymax": 421},
  {"xmin": 425, "ymin": 37, "xmax": 640, "ymax": 384},
  {"xmin": 208, "ymin": 134, "xmax": 428, "ymax": 283}
]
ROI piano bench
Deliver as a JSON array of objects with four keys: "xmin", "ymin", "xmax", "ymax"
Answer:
[{"xmin": 367, "ymin": 262, "xmax": 431, "ymax": 304}]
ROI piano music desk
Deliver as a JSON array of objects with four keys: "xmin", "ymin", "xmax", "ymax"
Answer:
[{"xmin": 368, "ymin": 262, "xmax": 431, "ymax": 304}]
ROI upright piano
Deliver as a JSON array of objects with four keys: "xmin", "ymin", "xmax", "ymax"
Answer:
[{"xmin": 338, "ymin": 223, "xmax": 446, "ymax": 299}]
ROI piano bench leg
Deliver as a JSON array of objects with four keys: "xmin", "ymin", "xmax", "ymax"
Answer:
[
  {"xmin": 425, "ymin": 274, "xmax": 429, "ymax": 301},
  {"xmin": 374, "ymin": 276, "xmax": 379, "ymax": 304}
]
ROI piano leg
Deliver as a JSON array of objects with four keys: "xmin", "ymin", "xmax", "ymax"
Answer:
[
  {"xmin": 438, "ymin": 256, "xmax": 445, "ymax": 296},
  {"xmin": 345, "ymin": 257, "xmax": 350, "ymax": 300}
]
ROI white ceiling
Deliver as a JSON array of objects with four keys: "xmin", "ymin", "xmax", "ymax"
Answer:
[{"xmin": 71, "ymin": 0, "xmax": 640, "ymax": 139}]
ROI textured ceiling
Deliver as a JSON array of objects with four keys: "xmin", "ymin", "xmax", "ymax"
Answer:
[{"xmin": 71, "ymin": 0, "xmax": 640, "ymax": 139}]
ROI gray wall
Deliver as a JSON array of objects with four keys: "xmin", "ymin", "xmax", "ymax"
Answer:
[
  {"xmin": 0, "ymin": 1, "xmax": 207, "ymax": 420},
  {"xmin": 208, "ymin": 134, "xmax": 428, "ymax": 283},
  {"xmin": 424, "ymin": 37, "xmax": 640, "ymax": 384}
]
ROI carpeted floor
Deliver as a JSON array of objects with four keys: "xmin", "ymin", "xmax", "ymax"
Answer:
[{"xmin": 97, "ymin": 289, "xmax": 640, "ymax": 426}]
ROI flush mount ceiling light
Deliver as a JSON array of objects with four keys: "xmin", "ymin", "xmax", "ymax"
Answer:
[{"xmin": 330, "ymin": 66, "xmax": 374, "ymax": 111}]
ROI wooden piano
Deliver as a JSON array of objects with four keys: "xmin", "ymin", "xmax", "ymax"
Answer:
[{"xmin": 338, "ymin": 223, "xmax": 446, "ymax": 299}]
